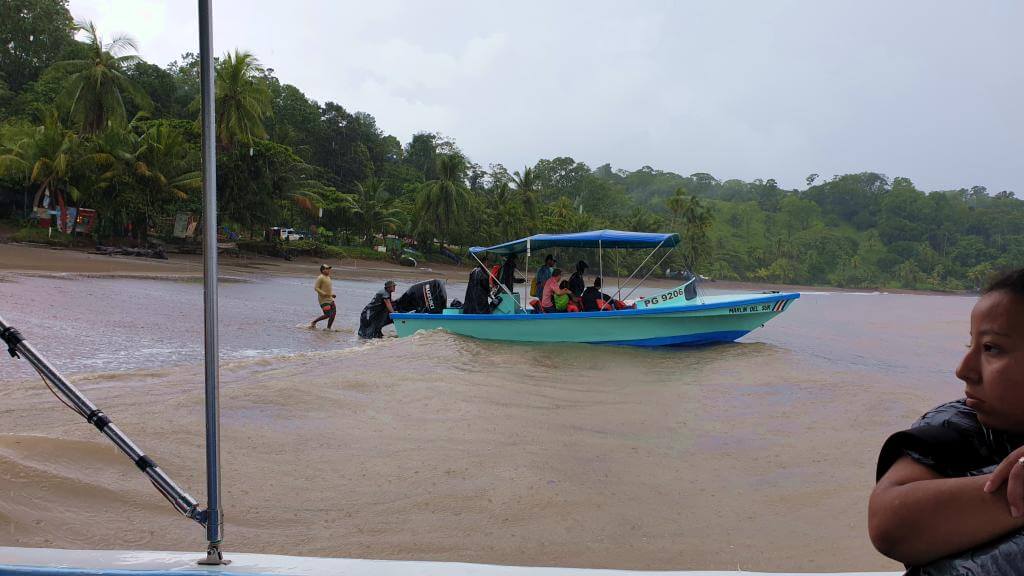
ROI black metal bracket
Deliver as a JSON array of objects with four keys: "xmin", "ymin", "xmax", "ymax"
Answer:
[
  {"xmin": 198, "ymin": 542, "xmax": 231, "ymax": 566},
  {"xmin": 0, "ymin": 325, "xmax": 22, "ymax": 358}
]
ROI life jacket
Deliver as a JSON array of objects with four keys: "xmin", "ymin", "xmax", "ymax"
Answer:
[{"xmin": 553, "ymin": 293, "xmax": 570, "ymax": 311}]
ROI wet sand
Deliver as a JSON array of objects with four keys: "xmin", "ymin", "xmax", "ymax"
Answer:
[{"xmin": 0, "ymin": 242, "xmax": 466, "ymax": 284}]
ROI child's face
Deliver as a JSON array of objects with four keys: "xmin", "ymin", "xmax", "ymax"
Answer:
[{"xmin": 958, "ymin": 290, "xmax": 1024, "ymax": 432}]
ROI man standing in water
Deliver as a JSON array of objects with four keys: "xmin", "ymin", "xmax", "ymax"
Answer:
[{"xmin": 310, "ymin": 264, "xmax": 336, "ymax": 329}]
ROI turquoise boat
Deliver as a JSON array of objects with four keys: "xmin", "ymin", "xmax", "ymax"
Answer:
[{"xmin": 392, "ymin": 230, "xmax": 798, "ymax": 346}]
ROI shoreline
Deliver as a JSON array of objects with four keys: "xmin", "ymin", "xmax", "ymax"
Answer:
[{"xmin": 0, "ymin": 242, "xmax": 972, "ymax": 297}]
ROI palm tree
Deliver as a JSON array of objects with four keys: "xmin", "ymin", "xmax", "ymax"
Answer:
[
  {"xmin": 416, "ymin": 153, "xmax": 468, "ymax": 249},
  {"xmin": 623, "ymin": 206, "xmax": 661, "ymax": 232},
  {"xmin": 511, "ymin": 166, "xmax": 539, "ymax": 225},
  {"xmin": 489, "ymin": 182, "xmax": 525, "ymax": 242},
  {"xmin": 211, "ymin": 50, "xmax": 271, "ymax": 150},
  {"xmin": 352, "ymin": 177, "xmax": 402, "ymax": 245},
  {"xmin": 666, "ymin": 186, "xmax": 689, "ymax": 228},
  {"xmin": 679, "ymin": 195, "xmax": 713, "ymax": 271},
  {"xmin": 55, "ymin": 20, "xmax": 151, "ymax": 135},
  {"xmin": 126, "ymin": 123, "xmax": 201, "ymax": 239},
  {"xmin": 0, "ymin": 110, "xmax": 113, "ymax": 233}
]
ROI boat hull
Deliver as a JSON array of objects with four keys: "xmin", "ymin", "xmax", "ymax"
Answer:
[{"xmin": 392, "ymin": 293, "xmax": 798, "ymax": 347}]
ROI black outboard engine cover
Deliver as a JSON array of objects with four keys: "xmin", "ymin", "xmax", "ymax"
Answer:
[{"xmin": 394, "ymin": 279, "xmax": 447, "ymax": 314}]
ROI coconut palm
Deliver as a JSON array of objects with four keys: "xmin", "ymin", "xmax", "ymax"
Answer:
[
  {"xmin": 484, "ymin": 181, "xmax": 526, "ymax": 242},
  {"xmin": 54, "ymin": 20, "xmax": 151, "ymax": 134},
  {"xmin": 211, "ymin": 50, "xmax": 271, "ymax": 150},
  {"xmin": 415, "ymin": 153, "xmax": 468, "ymax": 249},
  {"xmin": 352, "ymin": 177, "xmax": 402, "ymax": 245},
  {"xmin": 118, "ymin": 123, "xmax": 202, "ymax": 239},
  {"xmin": 678, "ymin": 195, "xmax": 713, "ymax": 271},
  {"xmin": 0, "ymin": 110, "xmax": 114, "ymax": 232},
  {"xmin": 666, "ymin": 186, "xmax": 689, "ymax": 227},
  {"xmin": 511, "ymin": 166, "xmax": 539, "ymax": 224},
  {"xmin": 134, "ymin": 124, "xmax": 200, "ymax": 203}
]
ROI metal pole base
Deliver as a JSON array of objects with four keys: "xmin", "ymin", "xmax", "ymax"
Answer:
[{"xmin": 197, "ymin": 543, "xmax": 231, "ymax": 565}]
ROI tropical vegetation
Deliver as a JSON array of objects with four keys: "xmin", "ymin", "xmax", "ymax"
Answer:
[{"xmin": 1, "ymin": 0, "xmax": 1021, "ymax": 291}]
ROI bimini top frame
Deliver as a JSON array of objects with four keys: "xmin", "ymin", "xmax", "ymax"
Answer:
[{"xmin": 470, "ymin": 229, "xmax": 682, "ymax": 308}]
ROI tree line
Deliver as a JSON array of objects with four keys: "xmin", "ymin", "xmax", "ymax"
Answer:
[{"xmin": 1, "ymin": 0, "xmax": 1020, "ymax": 291}]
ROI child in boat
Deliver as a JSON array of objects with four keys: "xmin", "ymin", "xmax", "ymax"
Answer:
[
  {"xmin": 869, "ymin": 268, "xmax": 1024, "ymax": 574},
  {"xmin": 553, "ymin": 280, "xmax": 579, "ymax": 312}
]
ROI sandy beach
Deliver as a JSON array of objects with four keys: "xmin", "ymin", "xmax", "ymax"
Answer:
[
  {"xmin": 0, "ymin": 242, "xmax": 466, "ymax": 283},
  {"xmin": 0, "ymin": 242, "xmax": 940, "ymax": 297}
]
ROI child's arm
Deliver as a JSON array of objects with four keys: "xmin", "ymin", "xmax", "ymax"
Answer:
[{"xmin": 869, "ymin": 455, "xmax": 1024, "ymax": 565}]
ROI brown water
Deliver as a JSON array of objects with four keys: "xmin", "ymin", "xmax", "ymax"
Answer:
[{"xmin": 0, "ymin": 273, "xmax": 974, "ymax": 571}]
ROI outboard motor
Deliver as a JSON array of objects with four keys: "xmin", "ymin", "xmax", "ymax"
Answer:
[{"xmin": 394, "ymin": 279, "xmax": 448, "ymax": 313}]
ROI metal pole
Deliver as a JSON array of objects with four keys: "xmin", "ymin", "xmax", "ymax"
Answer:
[
  {"xmin": 524, "ymin": 238, "xmax": 531, "ymax": 303},
  {"xmin": 621, "ymin": 246, "xmax": 678, "ymax": 302},
  {"xmin": 197, "ymin": 0, "xmax": 228, "ymax": 566},
  {"xmin": 616, "ymin": 239, "xmax": 667, "ymax": 298},
  {"xmin": 0, "ymin": 315, "xmax": 206, "ymax": 526}
]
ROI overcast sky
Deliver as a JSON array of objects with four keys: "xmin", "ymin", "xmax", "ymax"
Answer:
[{"xmin": 68, "ymin": 0, "xmax": 1022, "ymax": 193}]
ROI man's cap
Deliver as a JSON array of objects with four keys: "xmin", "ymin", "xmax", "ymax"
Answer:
[
  {"xmin": 385, "ymin": 280, "xmax": 396, "ymax": 287},
  {"xmin": 320, "ymin": 264, "xmax": 332, "ymax": 271}
]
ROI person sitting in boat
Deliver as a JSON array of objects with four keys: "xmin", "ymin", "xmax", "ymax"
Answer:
[
  {"xmin": 534, "ymin": 254, "xmax": 556, "ymax": 298},
  {"xmin": 553, "ymin": 279, "xmax": 578, "ymax": 312},
  {"xmin": 463, "ymin": 253, "xmax": 493, "ymax": 314},
  {"xmin": 358, "ymin": 280, "xmax": 398, "ymax": 338},
  {"xmin": 869, "ymin": 268, "xmax": 1024, "ymax": 574},
  {"xmin": 540, "ymin": 268, "xmax": 572, "ymax": 313},
  {"xmin": 581, "ymin": 277, "xmax": 609, "ymax": 311},
  {"xmin": 568, "ymin": 260, "xmax": 588, "ymax": 297},
  {"xmin": 581, "ymin": 277, "xmax": 630, "ymax": 311}
]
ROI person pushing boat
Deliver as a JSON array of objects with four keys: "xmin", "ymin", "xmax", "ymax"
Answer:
[
  {"xmin": 310, "ymin": 264, "xmax": 336, "ymax": 329},
  {"xmin": 358, "ymin": 280, "xmax": 398, "ymax": 338}
]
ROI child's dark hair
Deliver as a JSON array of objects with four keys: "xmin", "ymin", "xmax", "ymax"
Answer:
[
  {"xmin": 559, "ymin": 280, "xmax": 569, "ymax": 289},
  {"xmin": 984, "ymin": 269, "xmax": 1024, "ymax": 296}
]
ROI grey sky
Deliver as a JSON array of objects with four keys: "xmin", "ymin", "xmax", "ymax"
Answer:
[{"xmin": 69, "ymin": 0, "xmax": 1023, "ymax": 193}]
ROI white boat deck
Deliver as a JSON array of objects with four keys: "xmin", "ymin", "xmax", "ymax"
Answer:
[{"xmin": 0, "ymin": 547, "xmax": 900, "ymax": 576}]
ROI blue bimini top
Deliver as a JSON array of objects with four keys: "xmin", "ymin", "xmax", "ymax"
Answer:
[{"xmin": 469, "ymin": 229, "xmax": 679, "ymax": 255}]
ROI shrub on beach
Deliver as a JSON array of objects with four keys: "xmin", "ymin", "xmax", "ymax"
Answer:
[{"xmin": 11, "ymin": 227, "xmax": 76, "ymax": 247}]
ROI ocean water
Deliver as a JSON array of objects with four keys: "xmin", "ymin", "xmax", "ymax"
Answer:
[{"xmin": 0, "ymin": 273, "xmax": 974, "ymax": 571}]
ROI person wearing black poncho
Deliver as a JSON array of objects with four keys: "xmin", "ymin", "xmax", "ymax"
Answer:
[
  {"xmin": 568, "ymin": 260, "xmax": 588, "ymax": 297},
  {"xmin": 358, "ymin": 280, "xmax": 397, "ymax": 338},
  {"xmin": 870, "ymin": 268, "xmax": 1024, "ymax": 575},
  {"xmin": 499, "ymin": 255, "xmax": 523, "ymax": 292},
  {"xmin": 463, "ymin": 253, "xmax": 492, "ymax": 314}
]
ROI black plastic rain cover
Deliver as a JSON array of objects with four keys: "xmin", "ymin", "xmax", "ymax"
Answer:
[{"xmin": 394, "ymin": 279, "xmax": 447, "ymax": 313}]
